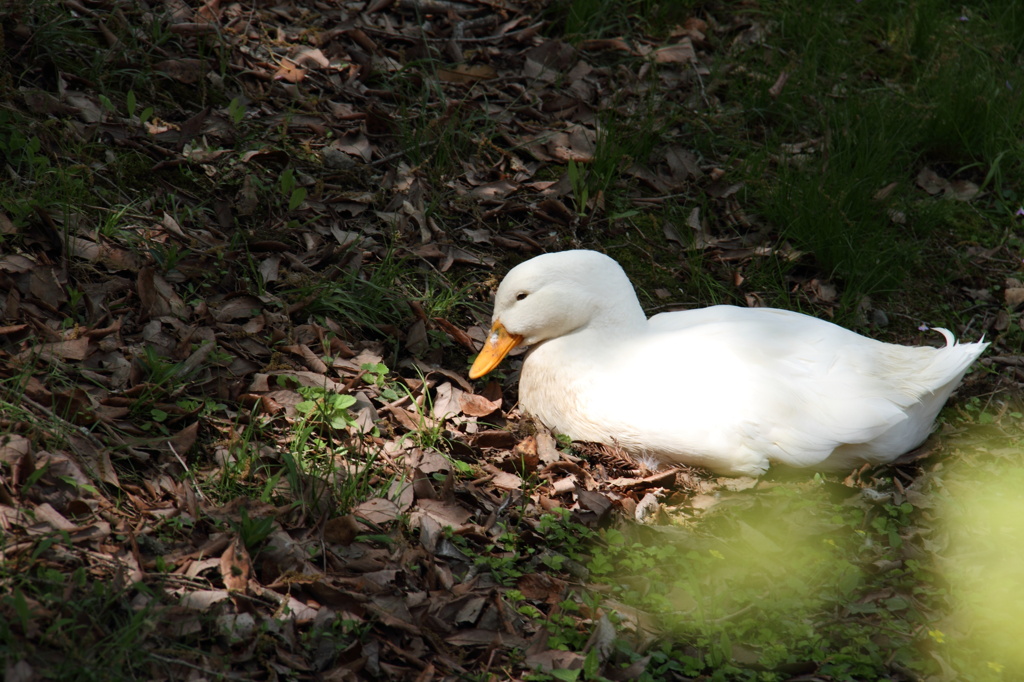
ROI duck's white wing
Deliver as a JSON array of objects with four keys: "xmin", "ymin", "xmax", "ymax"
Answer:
[{"xmin": 583, "ymin": 306, "xmax": 985, "ymax": 471}]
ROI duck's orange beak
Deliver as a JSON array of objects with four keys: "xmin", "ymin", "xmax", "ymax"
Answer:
[{"xmin": 469, "ymin": 321, "xmax": 523, "ymax": 379}]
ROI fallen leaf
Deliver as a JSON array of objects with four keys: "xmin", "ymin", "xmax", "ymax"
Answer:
[
  {"xmin": 17, "ymin": 336, "xmax": 90, "ymax": 364},
  {"xmin": 324, "ymin": 515, "xmax": 361, "ymax": 545},
  {"xmin": 353, "ymin": 497, "xmax": 400, "ymax": 525},
  {"xmin": 1005, "ymin": 288, "xmax": 1024, "ymax": 308},
  {"xmin": 437, "ymin": 64, "xmax": 498, "ymax": 83},
  {"xmin": 274, "ymin": 58, "xmax": 307, "ymax": 83},
  {"xmin": 916, "ymin": 166, "xmax": 949, "ymax": 195},
  {"xmin": 137, "ymin": 267, "xmax": 187, "ymax": 319},
  {"xmin": 653, "ymin": 38, "xmax": 697, "ymax": 64},
  {"xmin": 459, "ymin": 389, "xmax": 502, "ymax": 417},
  {"xmin": 154, "ymin": 58, "xmax": 207, "ymax": 83}
]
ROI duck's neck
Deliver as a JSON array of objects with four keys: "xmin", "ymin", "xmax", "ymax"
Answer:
[{"xmin": 593, "ymin": 295, "xmax": 649, "ymax": 334}]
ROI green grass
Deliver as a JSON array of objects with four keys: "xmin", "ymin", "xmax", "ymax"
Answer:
[
  {"xmin": 559, "ymin": 397, "xmax": 1024, "ymax": 681},
  {"xmin": 529, "ymin": 0, "xmax": 1019, "ymax": 328},
  {"xmin": 540, "ymin": 0, "xmax": 1024, "ymax": 321},
  {"xmin": 0, "ymin": 546, "xmax": 165, "ymax": 680},
  {"xmin": 728, "ymin": 0, "xmax": 1024, "ymax": 310},
  {"xmin": 569, "ymin": 96, "xmax": 667, "ymax": 217}
]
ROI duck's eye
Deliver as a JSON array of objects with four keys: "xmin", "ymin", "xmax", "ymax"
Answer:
[{"xmin": 516, "ymin": 292, "xmax": 529, "ymax": 301}]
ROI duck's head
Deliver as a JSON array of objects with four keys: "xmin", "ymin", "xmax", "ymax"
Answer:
[{"xmin": 469, "ymin": 250, "xmax": 645, "ymax": 379}]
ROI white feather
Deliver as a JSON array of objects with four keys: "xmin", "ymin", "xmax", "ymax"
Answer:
[{"xmin": 488, "ymin": 250, "xmax": 988, "ymax": 476}]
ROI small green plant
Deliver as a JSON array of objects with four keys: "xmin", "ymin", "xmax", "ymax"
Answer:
[
  {"xmin": 176, "ymin": 396, "xmax": 228, "ymax": 417},
  {"xmin": 545, "ymin": 599, "xmax": 588, "ymax": 651},
  {"xmin": 279, "ymin": 167, "xmax": 307, "ymax": 212},
  {"xmin": 567, "ymin": 160, "xmax": 590, "ymax": 216},
  {"xmin": 129, "ymin": 347, "xmax": 192, "ymax": 426},
  {"xmin": 126, "ymin": 90, "xmax": 153, "ymax": 125},
  {"xmin": 228, "ymin": 97, "xmax": 246, "ymax": 125},
  {"xmin": 0, "ymin": 115, "xmax": 49, "ymax": 180},
  {"xmin": 234, "ymin": 507, "xmax": 276, "ymax": 550},
  {"xmin": 537, "ymin": 508, "xmax": 595, "ymax": 561},
  {"xmin": 98, "ymin": 90, "xmax": 152, "ymax": 125},
  {"xmin": 361, "ymin": 362, "xmax": 401, "ymax": 402},
  {"xmin": 283, "ymin": 381, "xmax": 390, "ymax": 512},
  {"xmin": 149, "ymin": 242, "xmax": 190, "ymax": 272},
  {"xmin": 294, "ymin": 385, "xmax": 358, "ymax": 431}
]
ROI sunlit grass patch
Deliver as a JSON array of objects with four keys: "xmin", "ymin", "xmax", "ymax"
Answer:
[
  {"xmin": 931, "ymin": 418, "xmax": 1024, "ymax": 679},
  {"xmin": 583, "ymin": 404, "xmax": 1024, "ymax": 680},
  {"xmin": 588, "ymin": 480, "xmax": 928, "ymax": 678}
]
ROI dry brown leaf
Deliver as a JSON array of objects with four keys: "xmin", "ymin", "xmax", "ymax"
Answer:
[
  {"xmin": 467, "ymin": 179, "xmax": 518, "ymax": 201},
  {"xmin": 68, "ymin": 433, "xmax": 120, "ymax": 488},
  {"xmin": 220, "ymin": 537, "xmax": 252, "ymax": 593},
  {"xmin": 437, "ymin": 64, "xmax": 498, "ymax": 83},
  {"xmin": 522, "ymin": 41, "xmax": 577, "ymax": 82},
  {"xmin": 154, "ymin": 58, "xmax": 207, "ymax": 83},
  {"xmin": 412, "ymin": 449, "xmax": 452, "ymax": 476},
  {"xmin": 4, "ymin": 659, "xmax": 33, "ymax": 682},
  {"xmin": 525, "ymin": 649, "xmax": 585, "ymax": 673},
  {"xmin": 32, "ymin": 502, "xmax": 77, "ymax": 531},
  {"xmin": 1005, "ymin": 288, "xmax": 1024, "ymax": 308},
  {"xmin": 874, "ymin": 181, "xmax": 899, "ymax": 200},
  {"xmin": 490, "ymin": 469, "xmax": 522, "ymax": 490},
  {"xmin": 28, "ymin": 266, "xmax": 66, "ymax": 307},
  {"xmin": 547, "ymin": 124, "xmax": 596, "ymax": 162},
  {"xmin": 0, "ymin": 254, "xmax": 35, "ymax": 274},
  {"xmin": 949, "ymin": 179, "xmax": 980, "ymax": 201},
  {"xmin": 167, "ymin": 421, "xmax": 200, "ymax": 459},
  {"xmin": 416, "ymin": 498, "xmax": 473, "ymax": 529},
  {"xmin": 67, "ymin": 236, "xmax": 146, "ymax": 271},
  {"xmin": 324, "ymin": 515, "xmax": 361, "ymax": 545},
  {"xmin": 294, "ymin": 47, "xmax": 330, "ymax": 69},
  {"xmin": 210, "ymin": 294, "xmax": 263, "ymax": 322},
  {"xmin": 768, "ymin": 70, "xmax": 789, "ymax": 98},
  {"xmin": 552, "ymin": 476, "xmax": 576, "ymax": 494},
  {"xmin": 18, "ymin": 336, "xmax": 90, "ymax": 364},
  {"xmin": 63, "ymin": 92, "xmax": 104, "ymax": 122},
  {"xmin": 273, "ymin": 58, "xmax": 307, "ymax": 83},
  {"xmin": 251, "ymin": 370, "xmax": 349, "ymax": 394},
  {"xmin": 327, "ymin": 131, "xmax": 373, "ymax": 163},
  {"xmin": 473, "ymin": 430, "xmax": 518, "ymax": 449},
  {"xmin": 0, "ymin": 435, "xmax": 31, "ymax": 466},
  {"xmin": 447, "ymin": 629, "xmax": 528, "ymax": 648},
  {"xmin": 137, "ymin": 267, "xmax": 187, "ymax": 319},
  {"xmin": 458, "ymin": 389, "xmax": 501, "ymax": 417},
  {"xmin": 353, "ymin": 497, "xmax": 400, "ymax": 525},
  {"xmin": 516, "ymin": 573, "xmax": 567, "ymax": 603},
  {"xmin": 434, "ymin": 317, "xmax": 478, "ymax": 351},
  {"xmin": 533, "ymin": 431, "xmax": 560, "ymax": 465},
  {"xmin": 916, "ymin": 166, "xmax": 949, "ymax": 195},
  {"xmin": 390, "ymin": 406, "xmax": 430, "ymax": 432},
  {"xmin": 578, "ymin": 38, "xmax": 635, "ymax": 53},
  {"xmin": 0, "ymin": 212, "xmax": 14, "ymax": 235},
  {"xmin": 431, "ymin": 382, "xmax": 462, "ymax": 419},
  {"xmin": 653, "ymin": 38, "xmax": 697, "ymax": 64},
  {"xmin": 181, "ymin": 590, "xmax": 232, "ymax": 610}
]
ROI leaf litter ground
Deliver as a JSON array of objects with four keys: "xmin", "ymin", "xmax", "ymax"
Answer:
[{"xmin": 1, "ymin": 0, "xmax": 1023, "ymax": 680}]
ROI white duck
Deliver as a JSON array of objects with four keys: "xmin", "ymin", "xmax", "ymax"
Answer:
[{"xmin": 469, "ymin": 250, "xmax": 988, "ymax": 476}]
